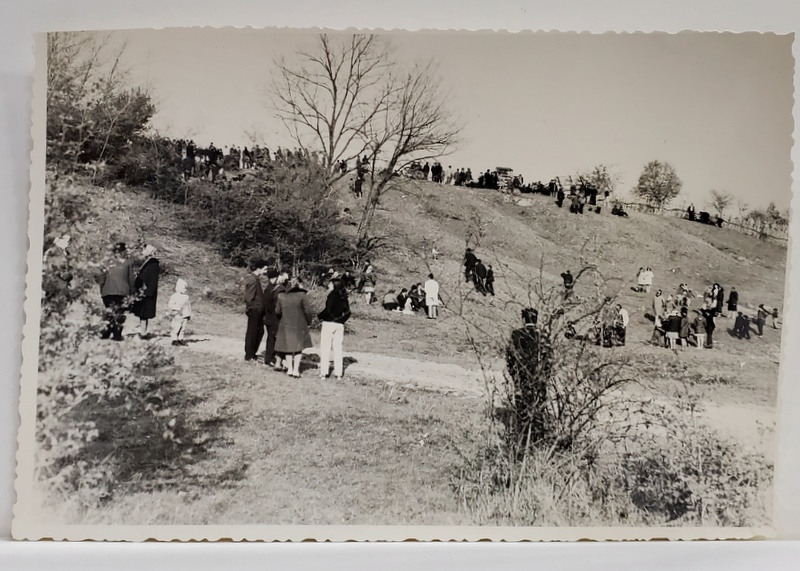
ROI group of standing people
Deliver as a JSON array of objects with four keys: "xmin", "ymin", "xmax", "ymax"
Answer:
[
  {"xmin": 243, "ymin": 260, "xmax": 351, "ymax": 379},
  {"xmin": 463, "ymin": 248, "xmax": 495, "ymax": 297},
  {"xmin": 97, "ymin": 242, "xmax": 192, "ymax": 346}
]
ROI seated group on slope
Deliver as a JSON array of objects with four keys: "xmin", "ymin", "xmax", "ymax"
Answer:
[{"xmin": 381, "ymin": 276, "xmax": 444, "ymax": 320}]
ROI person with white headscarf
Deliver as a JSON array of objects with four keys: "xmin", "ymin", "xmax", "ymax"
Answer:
[{"xmin": 132, "ymin": 244, "xmax": 160, "ymax": 338}]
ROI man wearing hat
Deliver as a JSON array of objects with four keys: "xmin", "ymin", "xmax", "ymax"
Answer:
[{"xmin": 262, "ymin": 268, "xmax": 283, "ymax": 369}]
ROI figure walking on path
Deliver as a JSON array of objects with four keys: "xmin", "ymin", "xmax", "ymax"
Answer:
[
  {"xmin": 275, "ymin": 276, "xmax": 314, "ymax": 378},
  {"xmin": 318, "ymin": 278, "xmax": 351, "ymax": 380},
  {"xmin": 463, "ymin": 248, "xmax": 477, "ymax": 284}
]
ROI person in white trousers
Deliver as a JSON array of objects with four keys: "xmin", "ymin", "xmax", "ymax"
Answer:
[
  {"xmin": 424, "ymin": 273, "xmax": 441, "ymax": 319},
  {"xmin": 318, "ymin": 278, "xmax": 351, "ymax": 380}
]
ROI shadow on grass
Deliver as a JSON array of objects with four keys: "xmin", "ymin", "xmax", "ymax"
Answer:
[
  {"xmin": 76, "ymin": 375, "xmax": 245, "ymax": 497},
  {"xmin": 297, "ymin": 352, "xmax": 359, "ymax": 375}
]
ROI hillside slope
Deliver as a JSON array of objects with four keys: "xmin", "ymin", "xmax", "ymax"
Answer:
[{"xmin": 77, "ymin": 176, "xmax": 786, "ymax": 407}]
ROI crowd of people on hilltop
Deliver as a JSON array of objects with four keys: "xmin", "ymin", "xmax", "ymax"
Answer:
[{"xmin": 175, "ymin": 139, "xmax": 323, "ymax": 182}]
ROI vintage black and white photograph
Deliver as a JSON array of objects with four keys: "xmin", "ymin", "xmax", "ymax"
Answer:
[{"xmin": 13, "ymin": 28, "xmax": 794, "ymax": 540}]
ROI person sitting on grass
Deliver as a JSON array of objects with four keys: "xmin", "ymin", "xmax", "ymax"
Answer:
[
  {"xmin": 382, "ymin": 290, "xmax": 400, "ymax": 311},
  {"xmin": 397, "ymin": 288, "xmax": 409, "ymax": 311}
]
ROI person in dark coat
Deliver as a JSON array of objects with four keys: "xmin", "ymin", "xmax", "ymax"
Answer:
[
  {"xmin": 485, "ymin": 264, "xmax": 495, "ymax": 297},
  {"xmin": 756, "ymin": 304, "xmax": 769, "ymax": 337},
  {"xmin": 474, "ymin": 259, "xmax": 488, "ymax": 295},
  {"xmin": 275, "ymin": 276, "xmax": 314, "ymax": 378},
  {"xmin": 262, "ymin": 269, "xmax": 282, "ymax": 369},
  {"xmin": 132, "ymin": 244, "xmax": 160, "ymax": 338},
  {"xmin": 702, "ymin": 305, "xmax": 716, "ymax": 348},
  {"xmin": 243, "ymin": 260, "xmax": 266, "ymax": 361},
  {"xmin": 733, "ymin": 312, "xmax": 751, "ymax": 339},
  {"xmin": 98, "ymin": 242, "xmax": 137, "ymax": 341},
  {"xmin": 556, "ymin": 187, "xmax": 565, "ymax": 208},
  {"xmin": 561, "ymin": 270, "xmax": 574, "ymax": 294},
  {"xmin": 713, "ymin": 283, "xmax": 725, "ymax": 316},
  {"xmin": 317, "ymin": 278, "xmax": 351, "ymax": 380},
  {"xmin": 505, "ymin": 308, "xmax": 549, "ymax": 450},
  {"xmin": 726, "ymin": 287, "xmax": 739, "ymax": 318},
  {"xmin": 463, "ymin": 248, "xmax": 477, "ymax": 283}
]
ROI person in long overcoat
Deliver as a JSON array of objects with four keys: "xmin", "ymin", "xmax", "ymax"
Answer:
[
  {"xmin": 726, "ymin": 287, "xmax": 739, "ymax": 317},
  {"xmin": 132, "ymin": 244, "xmax": 160, "ymax": 338},
  {"xmin": 275, "ymin": 276, "xmax": 314, "ymax": 378},
  {"xmin": 714, "ymin": 284, "xmax": 725, "ymax": 316}
]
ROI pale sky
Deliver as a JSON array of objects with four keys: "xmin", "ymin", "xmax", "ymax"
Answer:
[{"xmin": 105, "ymin": 29, "xmax": 793, "ymax": 210}]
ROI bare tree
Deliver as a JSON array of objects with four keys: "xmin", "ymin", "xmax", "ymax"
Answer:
[
  {"xmin": 355, "ymin": 61, "xmax": 461, "ymax": 242},
  {"xmin": 576, "ymin": 164, "xmax": 621, "ymax": 196},
  {"xmin": 272, "ymin": 34, "xmax": 461, "ymax": 243},
  {"xmin": 271, "ymin": 34, "xmax": 394, "ymax": 185},
  {"xmin": 708, "ymin": 189, "xmax": 733, "ymax": 218}
]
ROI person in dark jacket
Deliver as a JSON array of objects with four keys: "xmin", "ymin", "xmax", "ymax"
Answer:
[
  {"xmin": 726, "ymin": 287, "xmax": 739, "ymax": 318},
  {"xmin": 132, "ymin": 244, "xmax": 160, "ymax": 338},
  {"xmin": 561, "ymin": 270, "xmax": 574, "ymax": 295},
  {"xmin": 702, "ymin": 305, "xmax": 716, "ymax": 348},
  {"xmin": 474, "ymin": 259, "xmax": 488, "ymax": 294},
  {"xmin": 243, "ymin": 260, "xmax": 266, "ymax": 361},
  {"xmin": 262, "ymin": 269, "xmax": 282, "ymax": 369},
  {"xmin": 556, "ymin": 187, "xmax": 565, "ymax": 208},
  {"xmin": 98, "ymin": 242, "xmax": 136, "ymax": 341},
  {"xmin": 756, "ymin": 304, "xmax": 769, "ymax": 336},
  {"xmin": 485, "ymin": 264, "xmax": 496, "ymax": 296},
  {"xmin": 275, "ymin": 276, "xmax": 314, "ymax": 378},
  {"xmin": 318, "ymin": 278, "xmax": 351, "ymax": 380},
  {"xmin": 733, "ymin": 312, "xmax": 751, "ymax": 339},
  {"xmin": 463, "ymin": 248, "xmax": 477, "ymax": 283},
  {"xmin": 505, "ymin": 308, "xmax": 549, "ymax": 450}
]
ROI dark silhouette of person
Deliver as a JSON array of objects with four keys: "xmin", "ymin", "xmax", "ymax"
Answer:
[
  {"xmin": 733, "ymin": 312, "xmax": 751, "ymax": 339},
  {"xmin": 463, "ymin": 248, "xmax": 477, "ymax": 283},
  {"xmin": 556, "ymin": 187, "xmax": 565, "ymax": 208},
  {"xmin": 561, "ymin": 270, "xmax": 574, "ymax": 293},
  {"xmin": 474, "ymin": 259, "xmax": 488, "ymax": 295},
  {"xmin": 485, "ymin": 264, "xmax": 495, "ymax": 296},
  {"xmin": 505, "ymin": 308, "xmax": 549, "ymax": 449}
]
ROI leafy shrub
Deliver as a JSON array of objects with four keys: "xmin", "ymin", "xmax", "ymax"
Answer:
[{"xmin": 37, "ymin": 176, "xmax": 181, "ymax": 507}]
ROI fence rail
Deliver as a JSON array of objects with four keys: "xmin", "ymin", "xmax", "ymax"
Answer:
[{"xmin": 620, "ymin": 201, "xmax": 789, "ymax": 243}]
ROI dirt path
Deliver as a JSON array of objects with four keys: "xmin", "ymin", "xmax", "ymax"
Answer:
[{"xmin": 163, "ymin": 333, "xmax": 775, "ymax": 455}]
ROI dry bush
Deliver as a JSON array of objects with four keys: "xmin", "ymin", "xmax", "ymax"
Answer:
[{"xmin": 453, "ymin": 252, "xmax": 773, "ymax": 526}]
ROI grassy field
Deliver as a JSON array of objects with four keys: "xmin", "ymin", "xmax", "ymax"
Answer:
[{"xmin": 42, "ymin": 177, "xmax": 786, "ymax": 526}]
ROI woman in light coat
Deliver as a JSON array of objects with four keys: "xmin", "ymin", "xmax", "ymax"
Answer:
[{"xmin": 275, "ymin": 276, "xmax": 314, "ymax": 378}]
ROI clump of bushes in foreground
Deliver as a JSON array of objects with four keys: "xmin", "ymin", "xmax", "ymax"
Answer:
[
  {"xmin": 454, "ymin": 263, "xmax": 772, "ymax": 527},
  {"xmin": 36, "ymin": 175, "xmax": 190, "ymax": 509}
]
